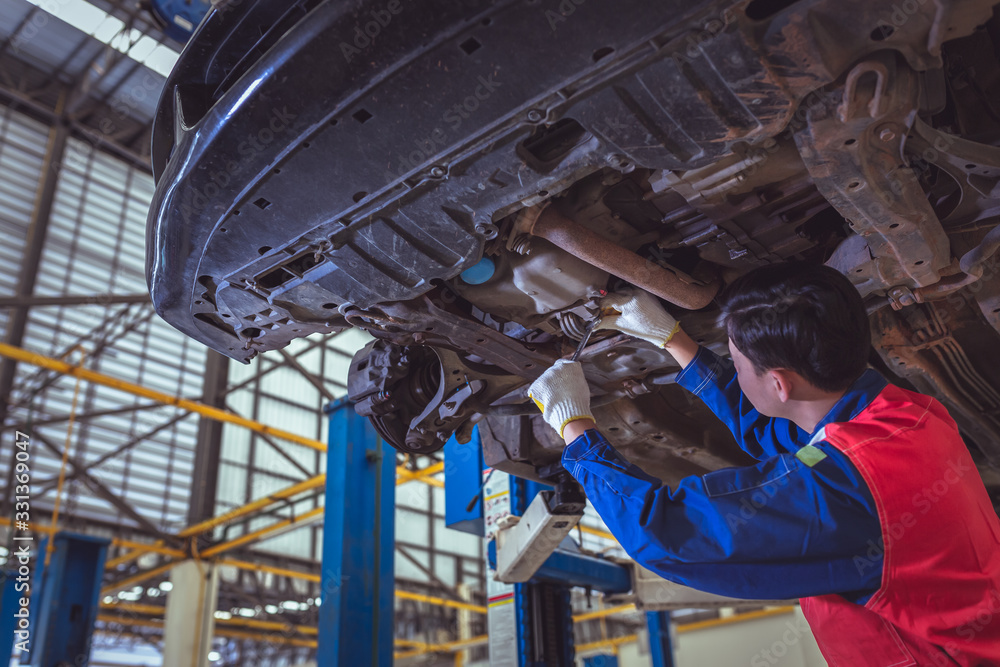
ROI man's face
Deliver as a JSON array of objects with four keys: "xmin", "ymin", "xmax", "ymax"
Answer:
[{"xmin": 729, "ymin": 339, "xmax": 782, "ymax": 417}]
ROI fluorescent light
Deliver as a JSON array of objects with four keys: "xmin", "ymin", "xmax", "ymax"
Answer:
[
  {"xmin": 25, "ymin": 0, "xmax": 180, "ymax": 77},
  {"xmin": 143, "ymin": 44, "xmax": 181, "ymax": 77},
  {"xmin": 92, "ymin": 16, "xmax": 125, "ymax": 44},
  {"xmin": 60, "ymin": 0, "xmax": 106, "ymax": 34},
  {"xmin": 129, "ymin": 34, "xmax": 159, "ymax": 60}
]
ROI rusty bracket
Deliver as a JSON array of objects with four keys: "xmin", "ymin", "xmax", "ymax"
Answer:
[{"xmin": 795, "ymin": 52, "xmax": 951, "ymax": 289}]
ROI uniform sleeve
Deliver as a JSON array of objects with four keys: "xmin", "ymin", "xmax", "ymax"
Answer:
[
  {"xmin": 675, "ymin": 346, "xmax": 803, "ymax": 460},
  {"xmin": 563, "ymin": 430, "xmax": 883, "ymax": 602}
]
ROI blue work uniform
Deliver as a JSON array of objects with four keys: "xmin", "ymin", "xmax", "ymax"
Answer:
[{"xmin": 563, "ymin": 346, "xmax": 886, "ymax": 603}]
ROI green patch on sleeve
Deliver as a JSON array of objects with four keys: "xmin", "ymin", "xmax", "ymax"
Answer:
[{"xmin": 795, "ymin": 444, "xmax": 828, "ymax": 467}]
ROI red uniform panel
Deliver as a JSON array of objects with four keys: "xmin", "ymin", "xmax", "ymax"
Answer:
[{"xmin": 801, "ymin": 385, "xmax": 1000, "ymax": 666}]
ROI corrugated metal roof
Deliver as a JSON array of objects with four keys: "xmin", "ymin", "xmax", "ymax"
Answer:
[
  {"xmin": 0, "ymin": 106, "xmax": 47, "ymax": 334},
  {"xmin": 0, "ymin": 2, "xmax": 489, "ymax": 611},
  {"xmin": 5, "ymin": 130, "xmax": 204, "ymax": 531},
  {"xmin": 0, "ymin": 0, "xmax": 172, "ymax": 122}
]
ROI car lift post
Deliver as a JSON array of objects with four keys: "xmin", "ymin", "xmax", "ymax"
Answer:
[
  {"xmin": 508, "ymin": 475, "xmax": 576, "ymax": 666},
  {"xmin": 317, "ymin": 399, "xmax": 395, "ymax": 666},
  {"xmin": 29, "ymin": 532, "xmax": 109, "ymax": 667},
  {"xmin": 496, "ymin": 476, "xmax": 678, "ymax": 666},
  {"xmin": 447, "ymin": 429, "xmax": 679, "ymax": 665},
  {"xmin": 646, "ymin": 611, "xmax": 676, "ymax": 667},
  {"xmin": 478, "ymin": 465, "xmax": 645, "ymax": 666},
  {"xmin": 0, "ymin": 569, "xmax": 17, "ymax": 662}
]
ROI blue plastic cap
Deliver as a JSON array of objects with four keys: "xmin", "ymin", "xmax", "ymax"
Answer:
[{"xmin": 460, "ymin": 257, "xmax": 496, "ymax": 285}]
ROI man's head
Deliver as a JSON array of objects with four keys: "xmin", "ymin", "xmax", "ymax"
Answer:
[{"xmin": 719, "ymin": 262, "xmax": 870, "ymax": 418}]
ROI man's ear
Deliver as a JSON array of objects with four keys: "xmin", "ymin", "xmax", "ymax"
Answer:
[{"xmin": 768, "ymin": 369, "xmax": 795, "ymax": 403}]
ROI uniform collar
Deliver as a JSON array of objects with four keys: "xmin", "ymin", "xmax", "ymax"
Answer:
[{"xmin": 805, "ymin": 368, "xmax": 888, "ymax": 445}]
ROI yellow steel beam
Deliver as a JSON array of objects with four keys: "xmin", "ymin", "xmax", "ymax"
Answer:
[
  {"xmin": 0, "ymin": 346, "xmax": 452, "ymax": 581},
  {"xmin": 0, "ymin": 342, "xmax": 327, "ymax": 452},
  {"xmin": 0, "ymin": 519, "xmax": 183, "ymax": 571},
  {"xmin": 179, "ymin": 475, "xmax": 327, "ymax": 538},
  {"xmin": 578, "ymin": 524, "xmax": 617, "ymax": 542},
  {"xmin": 572, "ymin": 603, "xmax": 636, "ymax": 623},
  {"xmin": 110, "ymin": 538, "xmax": 185, "ymax": 560},
  {"xmin": 395, "ymin": 590, "xmax": 487, "ymax": 615},
  {"xmin": 105, "ymin": 546, "xmax": 158, "ymax": 570},
  {"xmin": 107, "ymin": 599, "xmax": 784, "ymax": 654},
  {"xmin": 100, "ymin": 464, "xmax": 437, "ymax": 571},
  {"xmin": 0, "ymin": 517, "xmax": 54, "ymax": 534},
  {"xmin": 181, "ymin": 462, "xmax": 438, "ymax": 543},
  {"xmin": 219, "ymin": 558, "xmax": 322, "ymax": 583},
  {"xmin": 398, "ymin": 475, "xmax": 443, "ymax": 487},
  {"xmin": 99, "ymin": 604, "xmax": 315, "ymax": 639},
  {"xmin": 0, "ymin": 518, "xmax": 186, "ymax": 561},
  {"xmin": 97, "ymin": 613, "xmax": 164, "ymax": 631},
  {"xmin": 431, "ymin": 635, "xmax": 490, "ymax": 651},
  {"xmin": 395, "ymin": 648, "xmax": 425, "ymax": 658},
  {"xmin": 101, "ymin": 466, "xmax": 437, "ymax": 589},
  {"xmin": 393, "ymin": 634, "xmax": 489, "ymax": 658},
  {"xmin": 396, "ymin": 461, "xmax": 445, "ymax": 487},
  {"xmin": 216, "ymin": 615, "xmax": 318, "ymax": 637},
  {"xmin": 216, "ymin": 626, "xmax": 318, "ymax": 648},
  {"xmin": 575, "ymin": 633, "xmax": 638, "ymax": 654},
  {"xmin": 219, "ymin": 559, "xmax": 489, "ymax": 615},
  {"xmin": 200, "ymin": 507, "xmax": 325, "ymax": 559},
  {"xmin": 98, "ymin": 613, "xmax": 319, "ymax": 648},
  {"xmin": 100, "ymin": 602, "xmax": 164, "ymax": 616},
  {"xmin": 402, "ymin": 460, "xmax": 445, "ymax": 477},
  {"xmin": 675, "ymin": 606, "xmax": 796, "ymax": 634},
  {"xmin": 101, "ymin": 605, "xmax": 488, "ymax": 657},
  {"xmin": 101, "ymin": 561, "xmax": 175, "ymax": 596}
]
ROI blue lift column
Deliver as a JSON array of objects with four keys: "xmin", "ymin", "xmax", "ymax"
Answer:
[
  {"xmin": 583, "ymin": 656, "xmax": 619, "ymax": 667},
  {"xmin": 443, "ymin": 427, "xmax": 485, "ymax": 536},
  {"xmin": 0, "ymin": 570, "xmax": 18, "ymax": 663},
  {"xmin": 29, "ymin": 532, "xmax": 109, "ymax": 667},
  {"xmin": 509, "ymin": 475, "xmax": 576, "ymax": 667},
  {"xmin": 646, "ymin": 611, "xmax": 677, "ymax": 667},
  {"xmin": 317, "ymin": 399, "xmax": 395, "ymax": 666}
]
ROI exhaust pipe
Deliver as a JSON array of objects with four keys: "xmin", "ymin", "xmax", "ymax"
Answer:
[{"xmin": 526, "ymin": 206, "xmax": 719, "ymax": 310}]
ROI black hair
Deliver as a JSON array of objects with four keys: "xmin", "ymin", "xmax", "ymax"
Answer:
[{"xmin": 719, "ymin": 262, "xmax": 870, "ymax": 392}]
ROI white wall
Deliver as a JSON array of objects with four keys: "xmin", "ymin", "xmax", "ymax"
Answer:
[{"xmin": 609, "ymin": 607, "xmax": 827, "ymax": 667}]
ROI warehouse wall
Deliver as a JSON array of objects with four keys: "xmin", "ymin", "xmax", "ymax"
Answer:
[
  {"xmin": 602, "ymin": 607, "xmax": 827, "ymax": 667},
  {"xmin": 0, "ymin": 103, "xmax": 205, "ymax": 531}
]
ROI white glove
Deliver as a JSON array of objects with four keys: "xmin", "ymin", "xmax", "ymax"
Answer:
[
  {"xmin": 528, "ymin": 359, "xmax": 595, "ymax": 438},
  {"xmin": 597, "ymin": 289, "xmax": 680, "ymax": 348}
]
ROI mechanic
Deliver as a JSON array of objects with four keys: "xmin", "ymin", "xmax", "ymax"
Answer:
[{"xmin": 528, "ymin": 263, "xmax": 1000, "ymax": 666}]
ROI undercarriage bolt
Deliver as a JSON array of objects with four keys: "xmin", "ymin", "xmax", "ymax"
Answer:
[
  {"xmin": 475, "ymin": 223, "xmax": 499, "ymax": 239},
  {"xmin": 879, "ymin": 127, "xmax": 896, "ymax": 142},
  {"xmin": 526, "ymin": 109, "xmax": 544, "ymax": 123},
  {"xmin": 606, "ymin": 154, "xmax": 634, "ymax": 173},
  {"xmin": 429, "ymin": 166, "xmax": 446, "ymax": 178}
]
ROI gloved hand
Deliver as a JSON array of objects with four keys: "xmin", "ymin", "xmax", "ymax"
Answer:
[
  {"xmin": 597, "ymin": 289, "xmax": 680, "ymax": 348},
  {"xmin": 528, "ymin": 359, "xmax": 595, "ymax": 438}
]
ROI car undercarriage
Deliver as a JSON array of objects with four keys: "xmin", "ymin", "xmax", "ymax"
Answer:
[{"xmin": 146, "ymin": 0, "xmax": 1000, "ymax": 501}]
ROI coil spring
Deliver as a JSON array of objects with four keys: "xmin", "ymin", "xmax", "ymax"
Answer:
[{"xmin": 558, "ymin": 312, "xmax": 587, "ymax": 341}]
